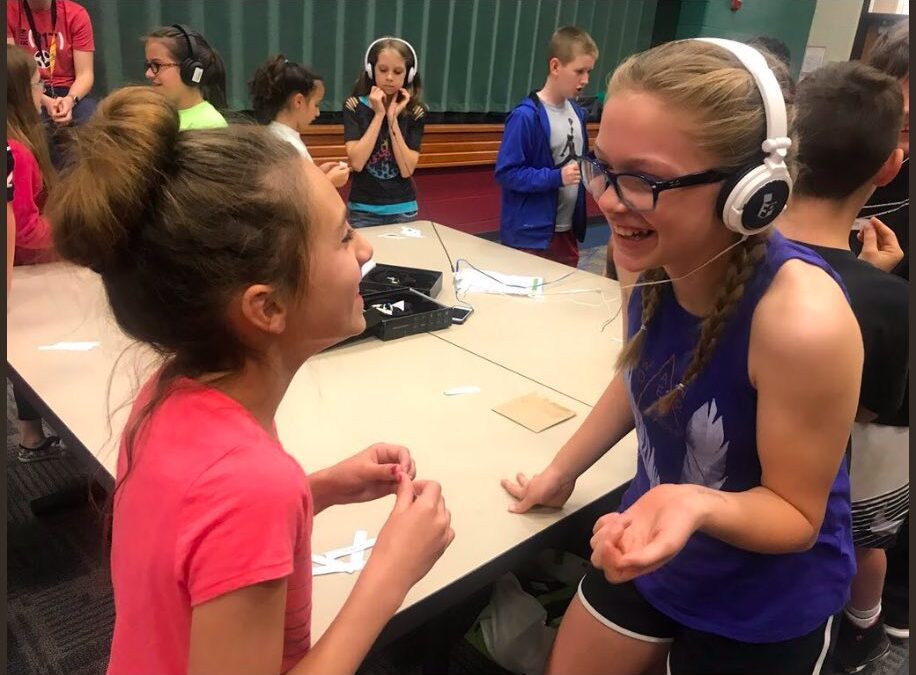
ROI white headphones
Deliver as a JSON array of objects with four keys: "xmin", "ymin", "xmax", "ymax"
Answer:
[
  {"xmin": 364, "ymin": 36, "xmax": 418, "ymax": 84},
  {"xmin": 694, "ymin": 38, "xmax": 793, "ymax": 235}
]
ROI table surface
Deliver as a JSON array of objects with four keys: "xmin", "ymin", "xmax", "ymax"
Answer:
[
  {"xmin": 364, "ymin": 220, "xmax": 625, "ymax": 406},
  {"xmin": 7, "ymin": 223, "xmax": 636, "ymax": 643}
]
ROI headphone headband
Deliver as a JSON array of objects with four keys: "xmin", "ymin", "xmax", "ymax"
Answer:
[
  {"xmin": 688, "ymin": 38, "xmax": 793, "ymax": 235},
  {"xmin": 170, "ymin": 23, "xmax": 204, "ymax": 85},
  {"xmin": 694, "ymin": 38, "xmax": 790, "ymax": 161},
  {"xmin": 171, "ymin": 24, "xmax": 196, "ymax": 60},
  {"xmin": 364, "ymin": 36, "xmax": 418, "ymax": 84}
]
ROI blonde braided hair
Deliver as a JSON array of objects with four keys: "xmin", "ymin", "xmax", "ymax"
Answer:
[
  {"xmin": 650, "ymin": 233, "xmax": 769, "ymax": 415},
  {"xmin": 615, "ymin": 267, "xmax": 667, "ymax": 371}
]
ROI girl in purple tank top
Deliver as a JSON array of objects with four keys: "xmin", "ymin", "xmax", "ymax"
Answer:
[{"xmin": 502, "ymin": 39, "xmax": 860, "ymax": 675}]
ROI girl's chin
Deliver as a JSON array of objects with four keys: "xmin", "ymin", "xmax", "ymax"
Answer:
[{"xmin": 612, "ymin": 234, "xmax": 660, "ymax": 273}]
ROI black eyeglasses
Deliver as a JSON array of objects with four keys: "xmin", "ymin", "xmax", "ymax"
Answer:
[
  {"xmin": 144, "ymin": 61, "xmax": 181, "ymax": 75},
  {"xmin": 579, "ymin": 154, "xmax": 731, "ymax": 212}
]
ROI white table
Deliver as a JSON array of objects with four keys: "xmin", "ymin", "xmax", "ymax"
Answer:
[
  {"xmin": 364, "ymin": 220, "xmax": 625, "ymax": 406},
  {"xmin": 7, "ymin": 223, "xmax": 636, "ymax": 646}
]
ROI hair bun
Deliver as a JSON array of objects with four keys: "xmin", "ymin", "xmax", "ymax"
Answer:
[
  {"xmin": 49, "ymin": 87, "xmax": 180, "ymax": 274},
  {"xmin": 249, "ymin": 54, "xmax": 291, "ymax": 124}
]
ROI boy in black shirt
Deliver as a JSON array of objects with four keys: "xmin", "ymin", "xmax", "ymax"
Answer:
[
  {"xmin": 778, "ymin": 61, "xmax": 908, "ymax": 674},
  {"xmin": 854, "ymin": 21, "xmax": 909, "ymax": 280},
  {"xmin": 853, "ymin": 20, "xmax": 911, "ymax": 647}
]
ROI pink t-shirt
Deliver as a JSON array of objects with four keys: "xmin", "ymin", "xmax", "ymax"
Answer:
[
  {"xmin": 107, "ymin": 377, "xmax": 313, "ymax": 675},
  {"xmin": 6, "ymin": 0, "xmax": 94, "ymax": 89},
  {"xmin": 8, "ymin": 139, "xmax": 54, "ymax": 265}
]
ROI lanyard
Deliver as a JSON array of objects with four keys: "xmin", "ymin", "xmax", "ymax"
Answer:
[{"xmin": 22, "ymin": 0, "xmax": 58, "ymax": 83}]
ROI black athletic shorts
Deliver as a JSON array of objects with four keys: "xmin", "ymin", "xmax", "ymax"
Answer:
[{"xmin": 578, "ymin": 566, "xmax": 833, "ymax": 674}]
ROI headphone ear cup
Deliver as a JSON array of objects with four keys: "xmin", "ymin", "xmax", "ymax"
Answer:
[
  {"xmin": 718, "ymin": 163, "xmax": 791, "ymax": 235},
  {"xmin": 716, "ymin": 167, "xmax": 750, "ymax": 229},
  {"xmin": 181, "ymin": 58, "xmax": 205, "ymax": 86}
]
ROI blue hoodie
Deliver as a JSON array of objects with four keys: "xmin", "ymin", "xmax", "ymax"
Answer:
[{"xmin": 495, "ymin": 93, "xmax": 589, "ymax": 250}]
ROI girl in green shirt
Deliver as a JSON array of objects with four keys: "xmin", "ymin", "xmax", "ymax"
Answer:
[{"xmin": 143, "ymin": 24, "xmax": 228, "ymax": 130}]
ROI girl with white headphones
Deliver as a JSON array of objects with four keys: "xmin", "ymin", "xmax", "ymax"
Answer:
[
  {"xmin": 343, "ymin": 36, "xmax": 427, "ymax": 227},
  {"xmin": 502, "ymin": 39, "xmax": 860, "ymax": 674}
]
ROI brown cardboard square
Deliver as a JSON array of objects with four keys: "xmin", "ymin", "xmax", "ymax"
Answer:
[{"xmin": 492, "ymin": 393, "xmax": 576, "ymax": 433}]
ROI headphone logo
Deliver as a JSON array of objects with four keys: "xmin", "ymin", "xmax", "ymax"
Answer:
[{"xmin": 757, "ymin": 193, "xmax": 776, "ymax": 220}]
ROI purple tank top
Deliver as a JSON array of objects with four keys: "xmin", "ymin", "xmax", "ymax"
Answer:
[{"xmin": 621, "ymin": 230, "xmax": 855, "ymax": 643}]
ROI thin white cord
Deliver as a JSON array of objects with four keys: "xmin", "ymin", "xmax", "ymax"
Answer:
[
  {"xmin": 859, "ymin": 201, "xmax": 909, "ymax": 218},
  {"xmin": 428, "ymin": 220, "xmax": 474, "ymax": 311},
  {"xmin": 617, "ymin": 235, "xmax": 748, "ymax": 291},
  {"xmin": 543, "ymin": 287, "xmax": 616, "ymax": 306},
  {"xmin": 543, "ymin": 288, "xmax": 605, "ymax": 296},
  {"xmin": 862, "ymin": 199, "xmax": 908, "ymax": 209},
  {"xmin": 541, "ymin": 287, "xmax": 622, "ymax": 330},
  {"xmin": 858, "ymin": 156, "xmax": 909, "ymax": 212},
  {"xmin": 454, "ymin": 257, "xmax": 577, "ymax": 290},
  {"xmin": 428, "ymin": 220, "xmax": 748, "ymax": 333}
]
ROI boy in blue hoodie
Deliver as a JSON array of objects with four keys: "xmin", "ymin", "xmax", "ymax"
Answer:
[{"xmin": 495, "ymin": 26, "xmax": 597, "ymax": 267}]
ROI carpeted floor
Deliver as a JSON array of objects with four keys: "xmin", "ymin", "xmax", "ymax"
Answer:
[
  {"xmin": 7, "ymin": 384, "xmax": 115, "ymax": 675},
  {"xmin": 6, "ymin": 237, "xmax": 909, "ymax": 675}
]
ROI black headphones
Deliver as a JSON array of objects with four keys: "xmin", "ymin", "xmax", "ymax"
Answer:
[{"xmin": 171, "ymin": 24, "xmax": 205, "ymax": 87}]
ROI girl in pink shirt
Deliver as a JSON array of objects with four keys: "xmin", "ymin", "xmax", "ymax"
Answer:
[
  {"xmin": 7, "ymin": 43, "xmax": 56, "ymax": 265},
  {"xmin": 48, "ymin": 86, "xmax": 454, "ymax": 675},
  {"xmin": 8, "ymin": 42, "xmax": 66, "ymax": 463},
  {"xmin": 7, "ymin": 143, "xmax": 14, "ymax": 292}
]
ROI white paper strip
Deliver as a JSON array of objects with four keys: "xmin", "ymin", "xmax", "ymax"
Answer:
[
  {"xmin": 38, "ymin": 341, "xmax": 100, "ymax": 352},
  {"xmin": 399, "ymin": 226, "xmax": 423, "ymax": 238},
  {"xmin": 444, "ymin": 386, "xmax": 481, "ymax": 396},
  {"xmin": 312, "ymin": 533, "xmax": 378, "ymax": 576}
]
